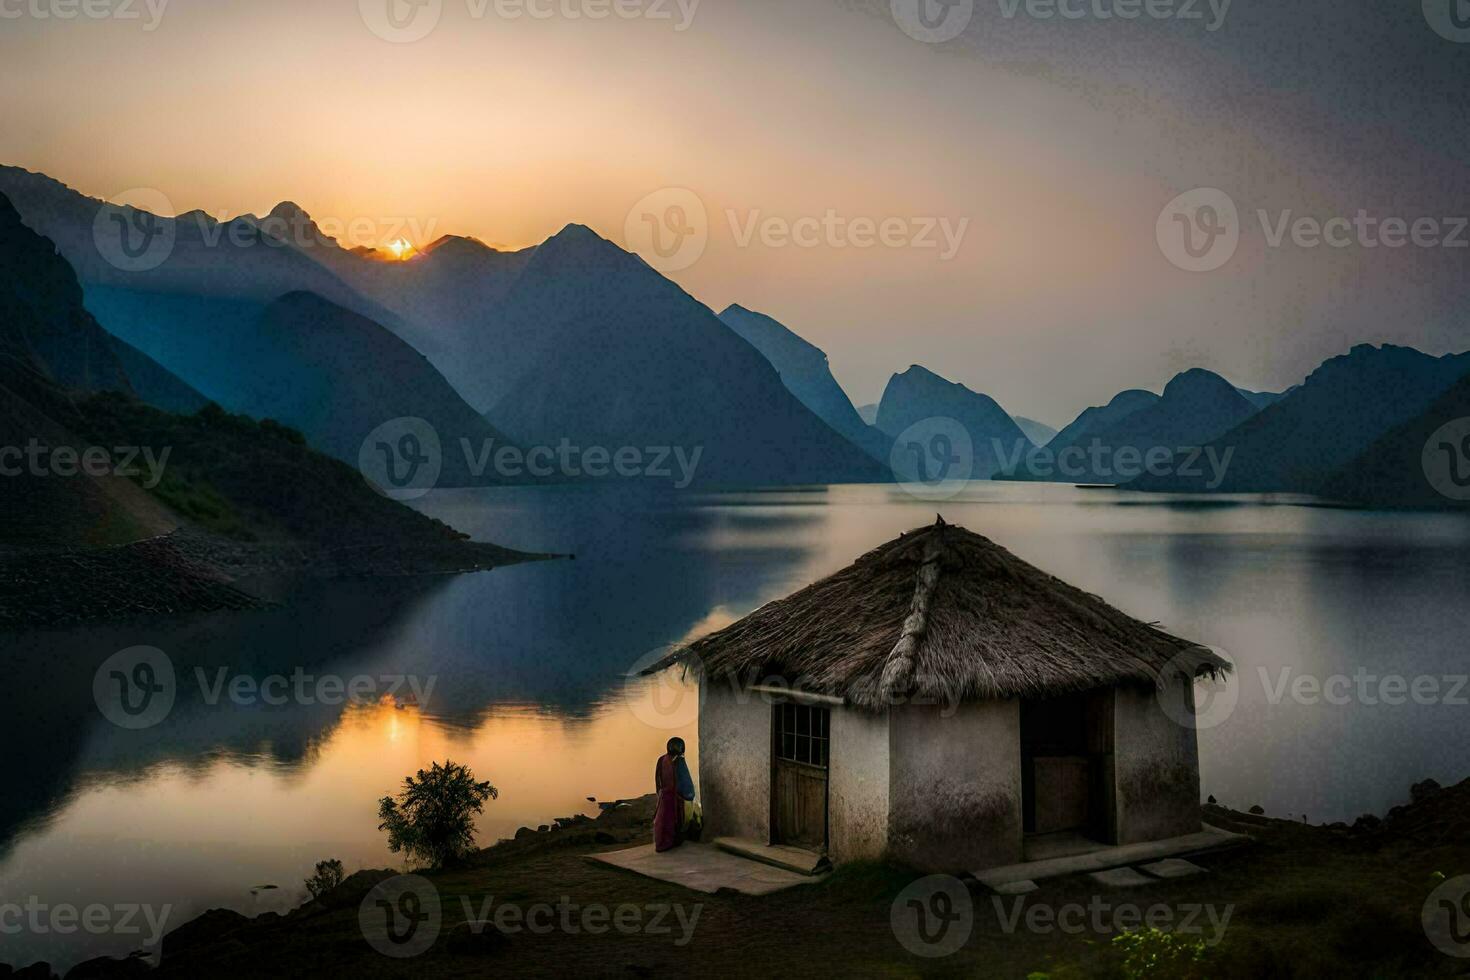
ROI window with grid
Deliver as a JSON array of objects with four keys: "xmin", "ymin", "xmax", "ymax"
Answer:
[{"xmin": 774, "ymin": 702, "xmax": 829, "ymax": 768}]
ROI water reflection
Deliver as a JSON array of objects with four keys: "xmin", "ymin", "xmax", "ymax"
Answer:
[{"xmin": 2, "ymin": 482, "xmax": 1469, "ymax": 971}]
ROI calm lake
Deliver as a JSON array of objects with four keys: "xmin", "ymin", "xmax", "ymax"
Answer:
[{"xmin": 4, "ymin": 482, "xmax": 1469, "ymax": 969}]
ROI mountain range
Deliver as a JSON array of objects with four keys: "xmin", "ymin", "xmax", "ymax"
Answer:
[
  {"xmin": 5, "ymin": 164, "xmax": 1467, "ymax": 505},
  {"xmin": 1129, "ymin": 345, "xmax": 1470, "ymax": 496},
  {"xmin": 1, "ymin": 169, "xmax": 888, "ymax": 487},
  {"xmin": 1002, "ymin": 369, "xmax": 1259, "ymax": 484}
]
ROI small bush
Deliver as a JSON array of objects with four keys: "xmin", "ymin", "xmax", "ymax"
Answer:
[
  {"xmin": 303, "ymin": 858, "xmax": 345, "ymax": 900},
  {"xmin": 378, "ymin": 760, "xmax": 497, "ymax": 869},
  {"xmin": 1112, "ymin": 928, "xmax": 1212, "ymax": 980}
]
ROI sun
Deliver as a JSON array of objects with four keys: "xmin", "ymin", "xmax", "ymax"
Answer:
[{"xmin": 386, "ymin": 238, "xmax": 414, "ymax": 260}]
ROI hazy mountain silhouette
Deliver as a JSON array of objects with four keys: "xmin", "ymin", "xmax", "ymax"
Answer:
[
  {"xmin": 1039, "ymin": 389, "xmax": 1161, "ymax": 459},
  {"xmin": 1130, "ymin": 345, "xmax": 1470, "ymax": 494},
  {"xmin": 0, "ymin": 190, "xmax": 133, "ymax": 396},
  {"xmin": 857, "ymin": 403, "xmax": 879, "ymax": 425},
  {"xmin": 718, "ymin": 304, "xmax": 891, "ymax": 462},
  {"xmin": 1325, "ymin": 368, "xmax": 1470, "ymax": 508},
  {"xmin": 1011, "ymin": 415, "xmax": 1058, "ymax": 447},
  {"xmin": 225, "ymin": 291, "xmax": 521, "ymax": 484},
  {"xmin": 107, "ymin": 334, "xmax": 207, "ymax": 414},
  {"xmin": 0, "ymin": 189, "xmax": 182, "ymax": 551},
  {"xmin": 1002, "ymin": 370, "xmax": 1257, "ymax": 484},
  {"xmin": 260, "ymin": 202, "xmax": 536, "ymax": 383},
  {"xmin": 875, "ymin": 365, "xmax": 1033, "ymax": 478},
  {"xmin": 0, "ymin": 168, "xmax": 409, "ymax": 331},
  {"xmin": 0, "ymin": 169, "xmax": 527, "ymax": 477},
  {"xmin": 484, "ymin": 225, "xmax": 888, "ymax": 485},
  {"xmin": 0, "ymin": 191, "xmax": 529, "ymax": 628},
  {"xmin": 1236, "ymin": 386, "xmax": 1289, "ymax": 411}
]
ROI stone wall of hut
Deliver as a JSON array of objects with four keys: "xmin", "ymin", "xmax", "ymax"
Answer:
[
  {"xmin": 1111, "ymin": 676, "xmax": 1203, "ymax": 843},
  {"xmin": 697, "ymin": 680, "xmax": 772, "ymax": 843},
  {"xmin": 826, "ymin": 707, "xmax": 890, "ymax": 862},
  {"xmin": 887, "ymin": 700, "xmax": 1024, "ymax": 871}
]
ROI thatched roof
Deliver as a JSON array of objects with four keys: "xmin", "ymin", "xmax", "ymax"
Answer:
[{"xmin": 644, "ymin": 517, "xmax": 1227, "ymax": 710}]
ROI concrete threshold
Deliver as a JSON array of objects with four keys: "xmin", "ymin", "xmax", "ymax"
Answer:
[
  {"xmin": 712, "ymin": 837, "xmax": 831, "ymax": 876},
  {"xmin": 589, "ymin": 843, "xmax": 827, "ymax": 896},
  {"xmin": 974, "ymin": 824, "xmax": 1250, "ymax": 889}
]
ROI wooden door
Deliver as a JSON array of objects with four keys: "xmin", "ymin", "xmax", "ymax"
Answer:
[{"xmin": 772, "ymin": 702, "xmax": 829, "ymax": 851}]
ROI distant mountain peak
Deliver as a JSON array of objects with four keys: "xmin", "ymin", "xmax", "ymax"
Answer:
[
  {"xmin": 1161, "ymin": 367, "xmax": 1237, "ymax": 399},
  {"xmin": 527, "ymin": 221, "xmax": 643, "ymax": 275},
  {"xmin": 720, "ymin": 304, "xmax": 826, "ymax": 363},
  {"xmin": 421, "ymin": 233, "xmax": 491, "ymax": 255},
  {"xmin": 268, "ymin": 200, "xmax": 309, "ymax": 221}
]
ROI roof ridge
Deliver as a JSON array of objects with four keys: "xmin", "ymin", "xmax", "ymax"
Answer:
[{"xmin": 874, "ymin": 522, "xmax": 948, "ymax": 703}]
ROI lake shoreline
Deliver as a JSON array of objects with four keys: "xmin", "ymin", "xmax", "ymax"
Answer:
[
  {"xmin": 0, "ymin": 525, "xmax": 566, "ymax": 630},
  {"xmin": 16, "ymin": 775, "xmax": 1466, "ymax": 978}
]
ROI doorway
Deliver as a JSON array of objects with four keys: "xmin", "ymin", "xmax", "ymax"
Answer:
[
  {"xmin": 771, "ymin": 701, "xmax": 829, "ymax": 852},
  {"xmin": 1021, "ymin": 689, "xmax": 1115, "ymax": 847}
]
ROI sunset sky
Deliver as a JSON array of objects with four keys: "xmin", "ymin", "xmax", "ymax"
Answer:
[{"xmin": 3, "ymin": 0, "xmax": 1466, "ymax": 424}]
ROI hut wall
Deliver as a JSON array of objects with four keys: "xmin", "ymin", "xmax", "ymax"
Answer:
[
  {"xmin": 697, "ymin": 680, "xmax": 772, "ymax": 843},
  {"xmin": 1112, "ymin": 677, "xmax": 1202, "ymax": 843},
  {"xmin": 887, "ymin": 700, "xmax": 1023, "ymax": 871},
  {"xmin": 827, "ymin": 707, "xmax": 891, "ymax": 862}
]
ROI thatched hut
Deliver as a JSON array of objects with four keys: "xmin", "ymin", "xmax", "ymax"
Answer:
[{"xmin": 645, "ymin": 517, "xmax": 1227, "ymax": 871}]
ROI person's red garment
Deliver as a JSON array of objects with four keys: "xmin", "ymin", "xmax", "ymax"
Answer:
[{"xmin": 653, "ymin": 752, "xmax": 684, "ymax": 852}]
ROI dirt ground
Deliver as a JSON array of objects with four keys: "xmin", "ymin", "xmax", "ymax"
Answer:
[{"xmin": 31, "ymin": 779, "xmax": 1470, "ymax": 979}]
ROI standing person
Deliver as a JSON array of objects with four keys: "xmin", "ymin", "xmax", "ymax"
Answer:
[{"xmin": 653, "ymin": 737, "xmax": 696, "ymax": 852}]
